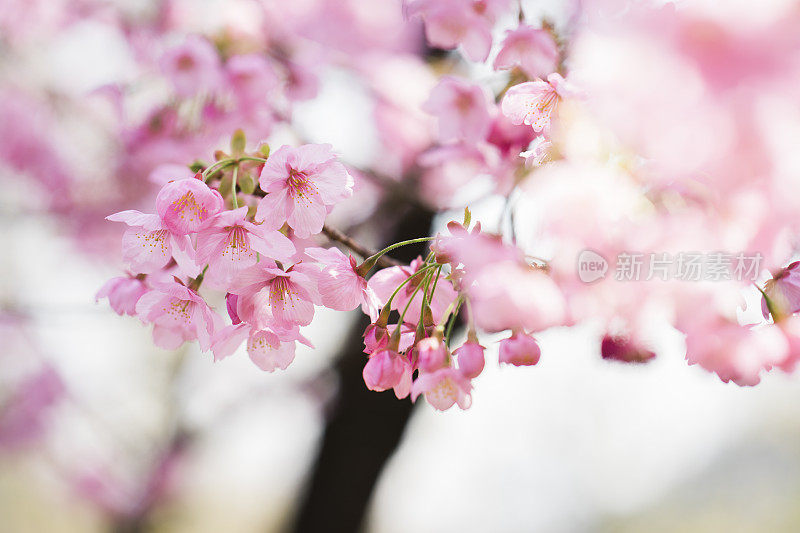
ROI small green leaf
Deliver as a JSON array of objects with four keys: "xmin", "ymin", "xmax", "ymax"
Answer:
[
  {"xmin": 463, "ymin": 207, "xmax": 472, "ymax": 228},
  {"xmin": 259, "ymin": 143, "xmax": 270, "ymax": 158},
  {"xmin": 239, "ymin": 173, "xmax": 256, "ymax": 194}
]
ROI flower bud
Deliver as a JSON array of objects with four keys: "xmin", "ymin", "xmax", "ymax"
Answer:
[
  {"xmin": 454, "ymin": 340, "xmax": 485, "ymax": 378},
  {"xmin": 415, "ymin": 336, "xmax": 448, "ymax": 372},
  {"xmin": 363, "ymin": 349, "xmax": 406, "ymax": 392},
  {"xmin": 499, "ymin": 332, "xmax": 541, "ymax": 366}
]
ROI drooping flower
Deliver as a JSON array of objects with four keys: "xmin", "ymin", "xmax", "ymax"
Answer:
[
  {"xmin": 415, "ymin": 336, "xmax": 448, "ymax": 372},
  {"xmin": 498, "ymin": 332, "xmax": 541, "ymax": 366},
  {"xmin": 229, "ymin": 262, "xmax": 321, "ymax": 330},
  {"xmin": 494, "ymin": 25, "xmax": 559, "ymax": 79},
  {"xmin": 421, "ymin": 76, "xmax": 493, "ymax": 143},
  {"xmin": 363, "ymin": 348, "xmax": 409, "ymax": 396},
  {"xmin": 304, "ymin": 246, "xmax": 378, "ymax": 316},
  {"xmin": 135, "ymin": 281, "xmax": 221, "ymax": 351},
  {"xmin": 501, "ymin": 73, "xmax": 577, "ymax": 133},
  {"xmin": 106, "ymin": 210, "xmax": 198, "ymax": 276},
  {"xmin": 453, "ymin": 340, "xmax": 485, "ymax": 378},
  {"xmin": 211, "ymin": 323, "xmax": 311, "ymax": 372},
  {"xmin": 155, "ymin": 177, "xmax": 224, "ymax": 235},
  {"xmin": 195, "ymin": 206, "xmax": 295, "ymax": 286},
  {"xmin": 364, "ymin": 323, "xmax": 416, "ymax": 356},
  {"xmin": 411, "ymin": 367, "xmax": 472, "ymax": 411},
  {"xmin": 761, "ymin": 261, "xmax": 800, "ymax": 322},
  {"xmin": 255, "ymin": 144, "xmax": 354, "ymax": 238},
  {"xmin": 96, "ymin": 275, "xmax": 148, "ymax": 316}
]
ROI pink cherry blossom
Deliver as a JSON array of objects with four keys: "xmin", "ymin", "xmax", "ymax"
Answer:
[
  {"xmin": 494, "ymin": 25, "xmax": 559, "ymax": 79},
  {"xmin": 453, "ymin": 340, "xmax": 485, "ymax": 378},
  {"xmin": 211, "ymin": 323, "xmax": 311, "ymax": 372},
  {"xmin": 411, "ymin": 367, "xmax": 472, "ymax": 411},
  {"xmin": 159, "ymin": 36, "xmax": 223, "ymax": 98},
  {"xmin": 421, "ymin": 76, "xmax": 493, "ymax": 143},
  {"xmin": 684, "ymin": 321, "xmax": 788, "ymax": 386},
  {"xmin": 470, "ymin": 261, "xmax": 566, "ymax": 333},
  {"xmin": 155, "ymin": 177, "xmax": 224, "ymax": 236},
  {"xmin": 415, "ymin": 336, "xmax": 448, "ymax": 372},
  {"xmin": 135, "ymin": 281, "xmax": 221, "ymax": 352},
  {"xmin": 406, "ymin": 0, "xmax": 510, "ymax": 62},
  {"xmin": 96, "ymin": 275, "xmax": 148, "ymax": 316},
  {"xmin": 304, "ymin": 246, "xmax": 378, "ymax": 316},
  {"xmin": 106, "ymin": 210, "xmax": 198, "ymax": 276},
  {"xmin": 498, "ymin": 332, "xmax": 541, "ymax": 366},
  {"xmin": 229, "ymin": 262, "xmax": 321, "ymax": 330},
  {"xmin": 501, "ymin": 73, "xmax": 577, "ymax": 133},
  {"xmin": 226, "ymin": 54, "xmax": 279, "ymax": 107},
  {"xmin": 255, "ymin": 144, "xmax": 354, "ymax": 238},
  {"xmin": 363, "ymin": 348, "xmax": 410, "ymax": 397},
  {"xmin": 195, "ymin": 207, "xmax": 296, "ymax": 286},
  {"xmin": 761, "ymin": 261, "xmax": 800, "ymax": 322}
]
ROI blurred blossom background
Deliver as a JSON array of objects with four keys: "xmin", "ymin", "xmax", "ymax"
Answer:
[{"xmin": 2, "ymin": 0, "xmax": 800, "ymax": 532}]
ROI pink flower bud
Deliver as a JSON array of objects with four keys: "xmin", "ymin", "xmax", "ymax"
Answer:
[
  {"xmin": 454, "ymin": 341, "xmax": 485, "ymax": 378},
  {"xmin": 363, "ymin": 349, "xmax": 406, "ymax": 392},
  {"xmin": 415, "ymin": 336, "xmax": 448, "ymax": 372},
  {"xmin": 225, "ymin": 293, "xmax": 241, "ymax": 325},
  {"xmin": 498, "ymin": 332, "xmax": 541, "ymax": 366}
]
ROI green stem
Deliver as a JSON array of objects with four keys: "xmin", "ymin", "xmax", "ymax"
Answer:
[
  {"xmin": 231, "ymin": 164, "xmax": 239, "ymax": 209},
  {"xmin": 398, "ymin": 269, "xmax": 434, "ymax": 325},
  {"xmin": 443, "ymin": 296, "xmax": 463, "ymax": 347},
  {"xmin": 356, "ymin": 237, "xmax": 435, "ymax": 276},
  {"xmin": 201, "ymin": 158, "xmax": 236, "ymax": 181}
]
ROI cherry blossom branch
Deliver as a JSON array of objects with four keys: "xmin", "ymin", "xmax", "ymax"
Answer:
[{"xmin": 321, "ymin": 224, "xmax": 402, "ymax": 268}]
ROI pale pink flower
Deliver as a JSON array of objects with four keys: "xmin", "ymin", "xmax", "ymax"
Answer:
[
  {"xmin": 363, "ymin": 348, "xmax": 410, "ymax": 397},
  {"xmin": 226, "ymin": 54, "xmax": 279, "ymax": 107},
  {"xmin": 135, "ymin": 281, "xmax": 221, "ymax": 351},
  {"xmin": 411, "ymin": 367, "xmax": 472, "ymax": 411},
  {"xmin": 761, "ymin": 261, "xmax": 800, "ymax": 322},
  {"xmin": 406, "ymin": 0, "xmax": 510, "ymax": 62},
  {"xmin": 415, "ymin": 336, "xmax": 448, "ymax": 372},
  {"xmin": 211, "ymin": 323, "xmax": 311, "ymax": 372},
  {"xmin": 470, "ymin": 261, "xmax": 565, "ymax": 333},
  {"xmin": 501, "ymin": 73, "xmax": 576, "ymax": 133},
  {"xmin": 368, "ymin": 259, "xmax": 458, "ymax": 324},
  {"xmin": 421, "ymin": 76, "xmax": 493, "ymax": 143},
  {"xmin": 96, "ymin": 275, "xmax": 148, "ymax": 316},
  {"xmin": 494, "ymin": 25, "xmax": 559, "ymax": 79},
  {"xmin": 256, "ymin": 144, "xmax": 354, "ymax": 238},
  {"xmin": 453, "ymin": 340, "xmax": 485, "ymax": 378},
  {"xmin": 160, "ymin": 36, "xmax": 222, "ymax": 98},
  {"xmin": 498, "ymin": 332, "xmax": 541, "ymax": 366},
  {"xmin": 106, "ymin": 210, "xmax": 198, "ymax": 276},
  {"xmin": 304, "ymin": 246, "xmax": 378, "ymax": 316},
  {"xmin": 684, "ymin": 321, "xmax": 788, "ymax": 386},
  {"xmin": 520, "ymin": 140, "xmax": 554, "ymax": 168},
  {"xmin": 195, "ymin": 207, "xmax": 295, "ymax": 286},
  {"xmin": 229, "ymin": 263, "xmax": 321, "ymax": 330},
  {"xmin": 155, "ymin": 177, "xmax": 224, "ymax": 236}
]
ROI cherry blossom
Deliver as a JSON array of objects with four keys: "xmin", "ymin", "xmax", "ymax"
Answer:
[
  {"xmin": 501, "ymin": 73, "xmax": 577, "ymax": 133},
  {"xmin": 256, "ymin": 144, "xmax": 354, "ymax": 238},
  {"xmin": 494, "ymin": 25, "xmax": 559, "ymax": 79},
  {"xmin": 411, "ymin": 367, "xmax": 472, "ymax": 411},
  {"xmin": 498, "ymin": 332, "xmax": 541, "ymax": 366}
]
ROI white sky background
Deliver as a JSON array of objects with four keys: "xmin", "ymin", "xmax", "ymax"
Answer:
[{"xmin": 3, "ymin": 1, "xmax": 800, "ymax": 532}]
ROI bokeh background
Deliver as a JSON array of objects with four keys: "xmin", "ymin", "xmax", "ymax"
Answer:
[{"xmin": 2, "ymin": 0, "xmax": 800, "ymax": 532}]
